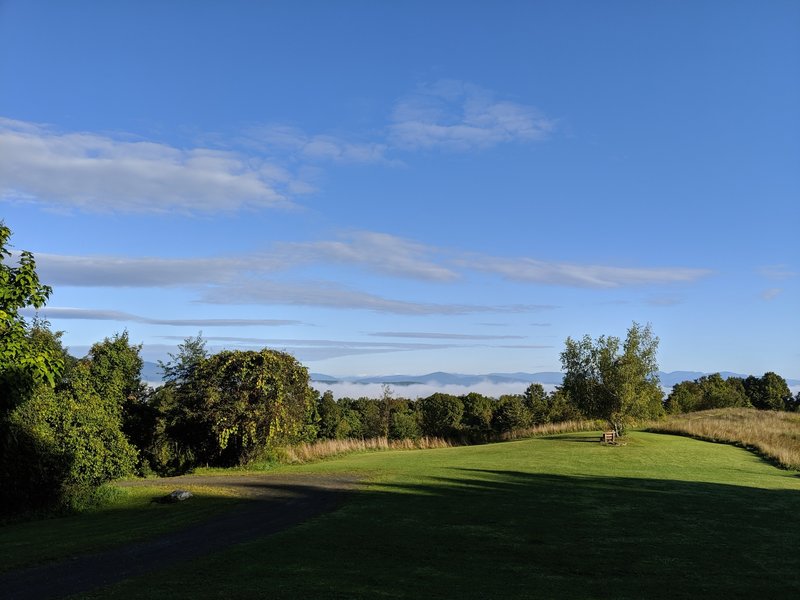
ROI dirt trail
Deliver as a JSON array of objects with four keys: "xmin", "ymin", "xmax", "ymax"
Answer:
[{"xmin": 0, "ymin": 472, "xmax": 361, "ymax": 600}]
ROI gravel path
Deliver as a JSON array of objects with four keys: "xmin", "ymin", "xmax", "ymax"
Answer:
[{"xmin": 0, "ymin": 472, "xmax": 361, "ymax": 599}]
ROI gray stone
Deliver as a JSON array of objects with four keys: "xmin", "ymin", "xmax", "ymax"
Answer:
[{"xmin": 168, "ymin": 489, "xmax": 193, "ymax": 502}]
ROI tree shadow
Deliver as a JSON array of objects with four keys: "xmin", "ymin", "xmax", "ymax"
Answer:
[{"xmin": 3, "ymin": 468, "xmax": 800, "ymax": 599}]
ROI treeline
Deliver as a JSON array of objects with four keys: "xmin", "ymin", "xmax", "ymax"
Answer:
[
  {"xmin": 665, "ymin": 372, "xmax": 798, "ymax": 414},
  {"xmin": 2, "ymin": 224, "xmax": 798, "ymax": 515},
  {"xmin": 0, "ymin": 326, "xmax": 581, "ymax": 514}
]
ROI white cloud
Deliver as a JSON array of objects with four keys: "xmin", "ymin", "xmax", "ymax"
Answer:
[
  {"xmin": 200, "ymin": 280, "xmax": 551, "ymax": 315},
  {"xmin": 248, "ymin": 124, "xmax": 390, "ymax": 164},
  {"xmin": 24, "ymin": 307, "xmax": 301, "ymax": 327},
  {"xmin": 759, "ymin": 265, "xmax": 797, "ymax": 280},
  {"xmin": 761, "ymin": 288, "xmax": 783, "ymax": 301},
  {"xmin": 277, "ymin": 231, "xmax": 458, "ymax": 281},
  {"xmin": 30, "ymin": 231, "xmax": 456, "ymax": 286},
  {"xmin": 158, "ymin": 334, "xmax": 456, "ymax": 361},
  {"xmin": 459, "ymin": 255, "xmax": 712, "ymax": 288},
  {"xmin": 369, "ymin": 332, "xmax": 526, "ymax": 340},
  {"xmin": 31, "ymin": 252, "xmax": 256, "ymax": 287},
  {"xmin": 390, "ymin": 80, "xmax": 555, "ymax": 151},
  {"xmin": 0, "ymin": 118, "xmax": 301, "ymax": 213}
]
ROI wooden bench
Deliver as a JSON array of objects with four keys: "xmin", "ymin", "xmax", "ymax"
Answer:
[{"xmin": 601, "ymin": 431, "xmax": 616, "ymax": 443}]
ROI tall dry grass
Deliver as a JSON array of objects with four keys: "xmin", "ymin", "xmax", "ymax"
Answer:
[
  {"xmin": 275, "ymin": 420, "xmax": 602, "ymax": 464},
  {"xmin": 648, "ymin": 408, "xmax": 800, "ymax": 470},
  {"xmin": 499, "ymin": 419, "xmax": 603, "ymax": 441},
  {"xmin": 279, "ymin": 436, "xmax": 452, "ymax": 464}
]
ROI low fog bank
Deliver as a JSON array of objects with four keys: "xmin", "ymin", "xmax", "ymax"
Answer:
[
  {"xmin": 312, "ymin": 380, "xmax": 559, "ymax": 400},
  {"xmin": 313, "ymin": 382, "xmax": 800, "ymax": 402}
]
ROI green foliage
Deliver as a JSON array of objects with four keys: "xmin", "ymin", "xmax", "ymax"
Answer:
[
  {"xmin": 560, "ymin": 322, "xmax": 664, "ymax": 435},
  {"xmin": 316, "ymin": 390, "xmax": 341, "ymax": 439},
  {"xmin": 159, "ymin": 333, "xmax": 208, "ymax": 385},
  {"xmin": 2, "ymin": 360, "xmax": 138, "ymax": 513},
  {"xmin": 666, "ymin": 373, "xmax": 751, "ymax": 413},
  {"xmin": 524, "ymin": 384, "xmax": 581, "ymax": 425},
  {"xmin": 182, "ymin": 349, "xmax": 316, "ymax": 466},
  {"xmin": 388, "ymin": 401, "xmax": 421, "ymax": 440},
  {"xmin": 352, "ymin": 397, "xmax": 384, "ymax": 439},
  {"xmin": 419, "ymin": 393, "xmax": 463, "ymax": 437},
  {"xmin": 461, "ymin": 392, "xmax": 495, "ymax": 434},
  {"xmin": 743, "ymin": 372, "xmax": 792, "ymax": 411},
  {"xmin": 0, "ymin": 223, "xmax": 63, "ymax": 390},
  {"xmin": 493, "ymin": 394, "xmax": 530, "ymax": 433}
]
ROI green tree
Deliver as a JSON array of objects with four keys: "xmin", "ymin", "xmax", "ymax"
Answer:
[
  {"xmin": 560, "ymin": 322, "xmax": 664, "ymax": 436},
  {"xmin": 524, "ymin": 384, "xmax": 580, "ymax": 424},
  {"xmin": 418, "ymin": 393, "xmax": 464, "ymax": 437},
  {"xmin": 666, "ymin": 374, "xmax": 751, "ymax": 413},
  {"xmin": 388, "ymin": 402, "xmax": 421, "ymax": 440},
  {"xmin": 461, "ymin": 392, "xmax": 495, "ymax": 434},
  {"xmin": 743, "ymin": 372, "xmax": 792, "ymax": 411},
  {"xmin": 0, "ymin": 223, "xmax": 64, "ymax": 394},
  {"xmin": 492, "ymin": 394, "xmax": 530, "ymax": 433},
  {"xmin": 188, "ymin": 349, "xmax": 317, "ymax": 466},
  {"xmin": 316, "ymin": 390, "xmax": 342, "ymax": 439},
  {"xmin": 2, "ymin": 324, "xmax": 136, "ymax": 512}
]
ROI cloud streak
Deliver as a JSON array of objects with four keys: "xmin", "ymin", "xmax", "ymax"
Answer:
[
  {"xmin": 390, "ymin": 80, "xmax": 555, "ymax": 151},
  {"xmin": 0, "ymin": 118, "xmax": 301, "ymax": 213},
  {"xmin": 26, "ymin": 307, "xmax": 302, "ymax": 327},
  {"xmin": 369, "ymin": 332, "xmax": 526, "ymax": 340},
  {"xmin": 276, "ymin": 231, "xmax": 458, "ymax": 281},
  {"xmin": 460, "ymin": 254, "xmax": 712, "ymax": 288},
  {"xmin": 248, "ymin": 125, "xmax": 390, "ymax": 164},
  {"xmin": 201, "ymin": 280, "xmax": 551, "ymax": 315}
]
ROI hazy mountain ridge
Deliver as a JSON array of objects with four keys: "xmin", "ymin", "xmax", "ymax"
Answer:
[
  {"xmin": 310, "ymin": 370, "xmax": 800, "ymax": 388},
  {"xmin": 142, "ymin": 362, "xmax": 799, "ymax": 388}
]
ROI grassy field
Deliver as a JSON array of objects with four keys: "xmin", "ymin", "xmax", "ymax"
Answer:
[
  {"xmin": 0, "ymin": 484, "xmax": 241, "ymax": 573},
  {"xmin": 55, "ymin": 430, "xmax": 800, "ymax": 599},
  {"xmin": 648, "ymin": 408, "xmax": 800, "ymax": 470}
]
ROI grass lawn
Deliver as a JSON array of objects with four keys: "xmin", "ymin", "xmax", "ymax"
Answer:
[
  {"xmin": 0, "ymin": 484, "xmax": 241, "ymax": 573},
  {"xmin": 74, "ymin": 430, "xmax": 800, "ymax": 599}
]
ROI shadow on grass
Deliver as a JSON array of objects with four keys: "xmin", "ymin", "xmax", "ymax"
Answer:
[
  {"xmin": 3, "ymin": 469, "xmax": 800, "ymax": 599},
  {"xmin": 96, "ymin": 471, "xmax": 800, "ymax": 598}
]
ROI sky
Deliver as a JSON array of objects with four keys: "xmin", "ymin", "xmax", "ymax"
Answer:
[{"xmin": 1, "ymin": 0, "xmax": 798, "ymax": 383}]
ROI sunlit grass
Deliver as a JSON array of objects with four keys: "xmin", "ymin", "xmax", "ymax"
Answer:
[
  {"xmin": 89, "ymin": 431, "xmax": 800, "ymax": 599},
  {"xmin": 648, "ymin": 408, "xmax": 800, "ymax": 470}
]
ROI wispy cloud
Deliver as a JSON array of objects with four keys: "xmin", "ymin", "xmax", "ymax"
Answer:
[
  {"xmin": 369, "ymin": 332, "xmax": 526, "ymax": 340},
  {"xmin": 31, "ymin": 252, "xmax": 254, "ymax": 287},
  {"xmin": 459, "ymin": 254, "xmax": 712, "ymax": 288},
  {"xmin": 389, "ymin": 80, "xmax": 555, "ymax": 151},
  {"xmin": 277, "ymin": 231, "xmax": 458, "ymax": 281},
  {"xmin": 0, "ymin": 118, "xmax": 301, "ymax": 213},
  {"xmin": 201, "ymin": 280, "xmax": 552, "ymax": 315},
  {"xmin": 645, "ymin": 295, "xmax": 683, "ymax": 306},
  {"xmin": 247, "ymin": 124, "xmax": 390, "ymax": 164},
  {"xmin": 31, "ymin": 231, "xmax": 456, "ymax": 286},
  {"xmin": 159, "ymin": 334, "xmax": 456, "ymax": 361},
  {"xmin": 759, "ymin": 265, "xmax": 797, "ymax": 280},
  {"xmin": 24, "ymin": 307, "xmax": 302, "ymax": 327},
  {"xmin": 761, "ymin": 288, "xmax": 783, "ymax": 301}
]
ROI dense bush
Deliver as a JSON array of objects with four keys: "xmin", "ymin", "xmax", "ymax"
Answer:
[{"xmin": 419, "ymin": 393, "xmax": 464, "ymax": 437}]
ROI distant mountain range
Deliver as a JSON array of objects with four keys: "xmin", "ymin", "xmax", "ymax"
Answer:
[
  {"xmin": 309, "ymin": 370, "xmax": 800, "ymax": 388},
  {"xmin": 141, "ymin": 362, "xmax": 799, "ymax": 388}
]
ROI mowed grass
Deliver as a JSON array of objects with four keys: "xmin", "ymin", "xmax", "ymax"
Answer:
[
  {"xmin": 0, "ymin": 484, "xmax": 241, "ymax": 573},
  {"xmin": 86, "ymin": 431, "xmax": 800, "ymax": 599},
  {"xmin": 649, "ymin": 408, "xmax": 800, "ymax": 470}
]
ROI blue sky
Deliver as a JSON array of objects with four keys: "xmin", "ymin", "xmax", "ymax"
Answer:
[{"xmin": 1, "ymin": 0, "xmax": 798, "ymax": 380}]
